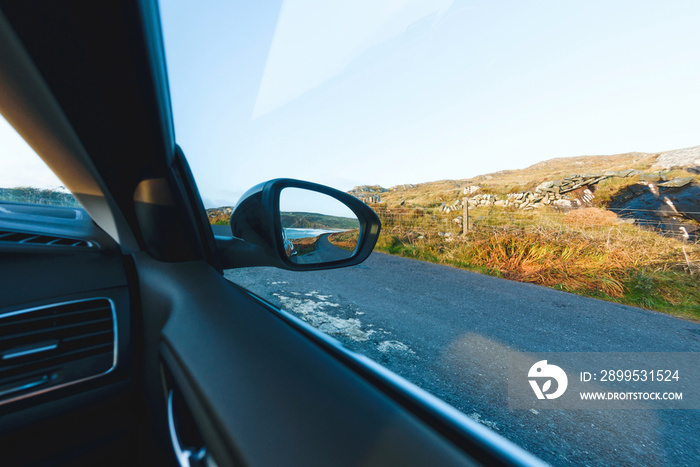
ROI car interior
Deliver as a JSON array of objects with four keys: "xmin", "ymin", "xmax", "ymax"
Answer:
[{"xmin": 0, "ymin": 2, "xmax": 546, "ymax": 466}]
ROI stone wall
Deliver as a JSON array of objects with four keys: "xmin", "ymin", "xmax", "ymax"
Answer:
[{"xmin": 440, "ymin": 170, "xmax": 695, "ymax": 212}]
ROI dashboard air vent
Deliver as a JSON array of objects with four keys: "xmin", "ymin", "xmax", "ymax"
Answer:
[
  {"xmin": 0, "ymin": 298, "xmax": 116, "ymax": 404},
  {"xmin": 0, "ymin": 230, "xmax": 96, "ymax": 248}
]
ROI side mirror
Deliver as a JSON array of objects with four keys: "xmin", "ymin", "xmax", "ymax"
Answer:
[{"xmin": 215, "ymin": 179, "xmax": 380, "ymax": 270}]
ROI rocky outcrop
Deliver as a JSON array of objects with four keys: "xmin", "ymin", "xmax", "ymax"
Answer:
[
  {"xmin": 348, "ymin": 185, "xmax": 388, "ymax": 195},
  {"xmin": 361, "ymin": 195, "xmax": 381, "ymax": 204},
  {"xmin": 655, "ymin": 146, "xmax": 700, "ymax": 169},
  {"xmin": 609, "ymin": 182, "xmax": 700, "ymax": 240},
  {"xmin": 348, "ymin": 185, "xmax": 387, "ymax": 204}
]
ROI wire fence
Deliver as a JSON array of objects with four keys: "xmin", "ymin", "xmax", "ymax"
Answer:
[
  {"xmin": 369, "ymin": 204, "xmax": 700, "ymax": 279},
  {"xmin": 371, "ymin": 204, "xmax": 700, "ymax": 243}
]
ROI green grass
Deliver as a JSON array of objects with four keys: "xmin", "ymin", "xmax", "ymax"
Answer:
[{"xmin": 576, "ymin": 270, "xmax": 700, "ymax": 321}]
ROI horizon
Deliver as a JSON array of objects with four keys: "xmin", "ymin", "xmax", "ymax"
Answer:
[{"xmin": 0, "ymin": 125, "xmax": 696, "ymax": 208}]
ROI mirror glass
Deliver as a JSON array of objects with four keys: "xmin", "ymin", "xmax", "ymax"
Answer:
[{"xmin": 279, "ymin": 188, "xmax": 360, "ymax": 264}]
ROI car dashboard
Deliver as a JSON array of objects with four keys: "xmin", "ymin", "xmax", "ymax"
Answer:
[{"xmin": 0, "ymin": 201, "xmax": 137, "ymax": 464}]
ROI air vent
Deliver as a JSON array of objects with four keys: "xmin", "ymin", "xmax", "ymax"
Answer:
[
  {"xmin": 0, "ymin": 298, "xmax": 116, "ymax": 404},
  {"xmin": 0, "ymin": 230, "xmax": 97, "ymax": 248}
]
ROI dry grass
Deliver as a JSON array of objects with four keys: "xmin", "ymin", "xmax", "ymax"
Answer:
[
  {"xmin": 565, "ymin": 208, "xmax": 618, "ymax": 227},
  {"xmin": 328, "ymin": 230, "xmax": 359, "ymax": 251},
  {"xmin": 462, "ymin": 227, "xmax": 627, "ymax": 296},
  {"xmin": 290, "ymin": 236, "xmax": 320, "ymax": 255}
]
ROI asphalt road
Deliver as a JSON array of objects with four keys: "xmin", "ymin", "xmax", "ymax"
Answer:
[
  {"xmin": 222, "ymin": 244, "xmax": 700, "ymax": 466},
  {"xmin": 292, "ymin": 233, "xmax": 352, "ymax": 264}
]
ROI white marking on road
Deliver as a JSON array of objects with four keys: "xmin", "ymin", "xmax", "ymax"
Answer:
[
  {"xmin": 377, "ymin": 340, "xmax": 415, "ymax": 355},
  {"xmin": 273, "ymin": 294, "xmax": 374, "ymax": 342},
  {"xmin": 304, "ymin": 291, "xmax": 334, "ymax": 301}
]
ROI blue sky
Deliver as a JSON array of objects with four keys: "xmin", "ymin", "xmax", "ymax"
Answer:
[{"xmin": 2, "ymin": 1, "xmax": 699, "ymax": 208}]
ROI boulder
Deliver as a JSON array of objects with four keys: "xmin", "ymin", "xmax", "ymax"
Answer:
[
  {"xmin": 535, "ymin": 181, "xmax": 555, "ymax": 193},
  {"xmin": 616, "ymin": 169, "xmax": 635, "ymax": 177},
  {"xmin": 658, "ymin": 177, "xmax": 694, "ymax": 188},
  {"xmin": 552, "ymin": 199, "xmax": 572, "ymax": 209}
]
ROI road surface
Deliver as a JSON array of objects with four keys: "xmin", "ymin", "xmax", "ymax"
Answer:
[
  {"xmin": 223, "ymin": 248, "xmax": 700, "ymax": 466},
  {"xmin": 292, "ymin": 233, "xmax": 352, "ymax": 264}
]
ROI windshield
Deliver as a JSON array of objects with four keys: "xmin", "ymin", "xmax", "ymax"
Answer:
[{"xmin": 161, "ymin": 2, "xmax": 700, "ymax": 465}]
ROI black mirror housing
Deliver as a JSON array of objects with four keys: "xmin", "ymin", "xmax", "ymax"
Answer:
[{"xmin": 216, "ymin": 179, "xmax": 380, "ymax": 271}]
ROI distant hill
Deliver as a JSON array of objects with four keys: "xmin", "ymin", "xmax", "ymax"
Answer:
[
  {"xmin": 0, "ymin": 187, "xmax": 79, "ymax": 207},
  {"xmin": 280, "ymin": 212, "xmax": 358, "ymax": 230},
  {"xmin": 205, "ymin": 208, "xmax": 358, "ymax": 229}
]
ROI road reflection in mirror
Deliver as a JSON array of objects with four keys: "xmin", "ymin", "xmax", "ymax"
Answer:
[{"xmin": 280, "ymin": 188, "xmax": 360, "ymax": 264}]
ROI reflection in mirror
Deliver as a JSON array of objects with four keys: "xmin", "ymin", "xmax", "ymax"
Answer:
[{"xmin": 280, "ymin": 188, "xmax": 360, "ymax": 264}]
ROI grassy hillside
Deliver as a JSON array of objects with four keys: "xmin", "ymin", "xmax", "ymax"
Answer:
[
  {"xmin": 281, "ymin": 212, "xmax": 359, "ymax": 230},
  {"xmin": 353, "ymin": 150, "xmax": 699, "ymax": 208}
]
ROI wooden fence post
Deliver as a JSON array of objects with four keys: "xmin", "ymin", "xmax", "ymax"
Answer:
[{"xmin": 463, "ymin": 198, "xmax": 469, "ymax": 234}]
